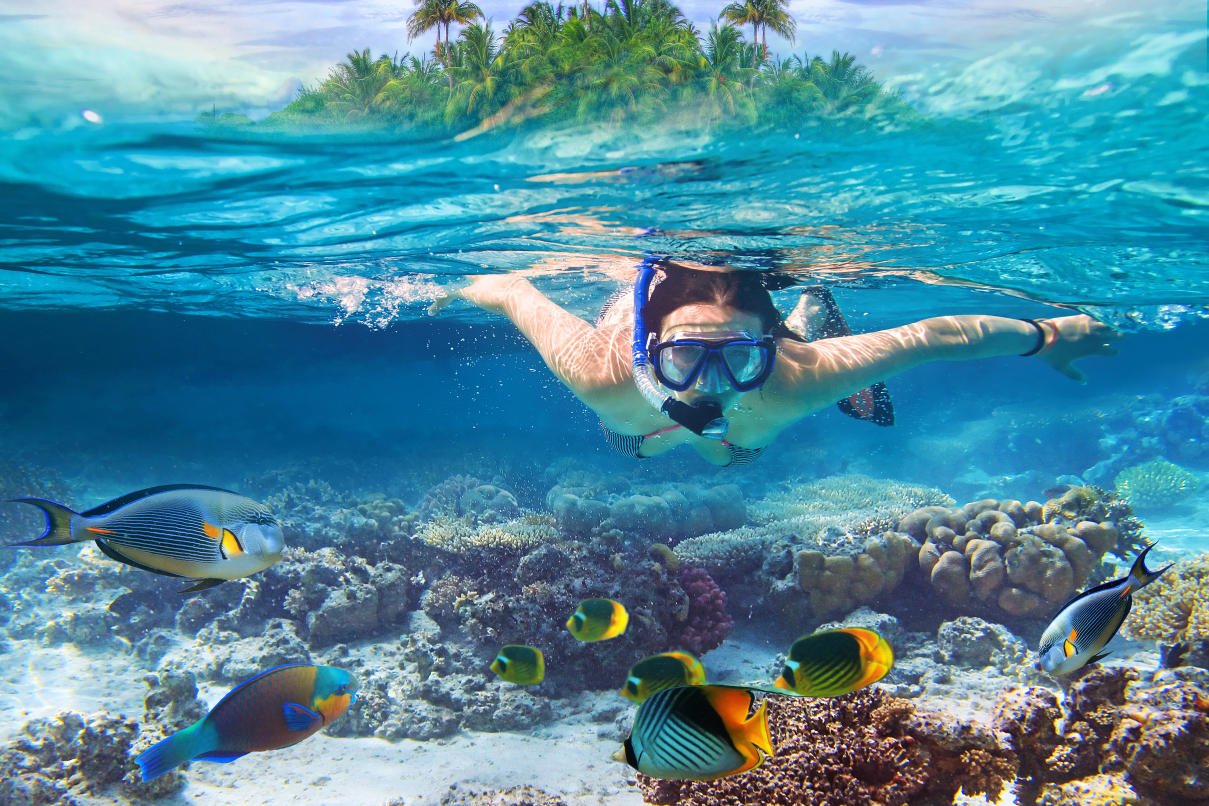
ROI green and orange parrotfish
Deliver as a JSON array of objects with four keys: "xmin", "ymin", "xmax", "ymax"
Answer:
[
  {"xmin": 1038, "ymin": 542, "xmax": 1172, "ymax": 676},
  {"xmin": 135, "ymin": 664, "xmax": 358, "ymax": 781},
  {"xmin": 7, "ymin": 484, "xmax": 284, "ymax": 592}
]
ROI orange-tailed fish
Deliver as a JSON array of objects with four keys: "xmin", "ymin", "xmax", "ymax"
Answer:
[
  {"xmin": 612, "ymin": 684, "xmax": 771, "ymax": 781},
  {"xmin": 1039, "ymin": 542, "xmax": 1171, "ymax": 675},
  {"xmin": 620, "ymin": 651, "xmax": 706, "ymax": 703},
  {"xmin": 7, "ymin": 484, "xmax": 284, "ymax": 592},
  {"xmin": 773, "ymin": 628, "xmax": 894, "ymax": 696},
  {"xmin": 491, "ymin": 645, "xmax": 544, "ymax": 685},
  {"xmin": 566, "ymin": 598, "xmax": 628, "ymax": 642},
  {"xmin": 136, "ymin": 664, "xmax": 357, "ymax": 781}
]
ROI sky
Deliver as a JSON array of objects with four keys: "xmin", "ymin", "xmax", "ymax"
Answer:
[{"xmin": 0, "ymin": 0, "xmax": 1204, "ymax": 125}]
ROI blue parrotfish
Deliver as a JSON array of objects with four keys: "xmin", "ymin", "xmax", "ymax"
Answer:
[
  {"xmin": 613, "ymin": 684, "xmax": 772, "ymax": 781},
  {"xmin": 1038, "ymin": 542, "xmax": 1172, "ymax": 676},
  {"xmin": 7, "ymin": 484, "xmax": 284, "ymax": 592},
  {"xmin": 566, "ymin": 598, "xmax": 629, "ymax": 642},
  {"xmin": 136, "ymin": 664, "xmax": 358, "ymax": 781},
  {"xmin": 774, "ymin": 628, "xmax": 895, "ymax": 697}
]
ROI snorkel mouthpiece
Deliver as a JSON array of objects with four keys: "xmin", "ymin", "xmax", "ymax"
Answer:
[
  {"xmin": 632, "ymin": 256, "xmax": 729, "ymax": 440},
  {"xmin": 662, "ymin": 399, "xmax": 728, "ymax": 439}
]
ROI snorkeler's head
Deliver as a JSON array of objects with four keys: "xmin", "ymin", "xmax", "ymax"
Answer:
[{"xmin": 644, "ymin": 263, "xmax": 796, "ymax": 407}]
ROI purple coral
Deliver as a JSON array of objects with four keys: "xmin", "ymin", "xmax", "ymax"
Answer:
[{"xmin": 670, "ymin": 567, "xmax": 733, "ymax": 656}]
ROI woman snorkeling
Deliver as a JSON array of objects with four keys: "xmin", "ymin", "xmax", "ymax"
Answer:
[{"xmin": 429, "ymin": 260, "xmax": 1122, "ymax": 467}]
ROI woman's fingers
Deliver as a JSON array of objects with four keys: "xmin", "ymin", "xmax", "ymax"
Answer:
[{"xmin": 427, "ymin": 293, "xmax": 459, "ymax": 315}]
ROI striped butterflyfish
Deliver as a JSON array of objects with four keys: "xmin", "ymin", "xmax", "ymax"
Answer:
[
  {"xmin": 1038, "ymin": 542, "xmax": 1172, "ymax": 676},
  {"xmin": 613, "ymin": 684, "xmax": 772, "ymax": 781},
  {"xmin": 491, "ymin": 645, "xmax": 545, "ymax": 685},
  {"xmin": 773, "ymin": 628, "xmax": 894, "ymax": 697},
  {"xmin": 7, "ymin": 484, "xmax": 284, "ymax": 592},
  {"xmin": 566, "ymin": 598, "xmax": 629, "ymax": 642},
  {"xmin": 620, "ymin": 651, "xmax": 706, "ymax": 703}
]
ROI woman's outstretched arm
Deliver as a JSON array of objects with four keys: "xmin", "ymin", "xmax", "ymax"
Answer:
[
  {"xmin": 429, "ymin": 275, "xmax": 635, "ymax": 410},
  {"xmin": 763, "ymin": 314, "xmax": 1123, "ymax": 421}
]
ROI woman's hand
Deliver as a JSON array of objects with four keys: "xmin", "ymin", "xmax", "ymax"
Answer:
[
  {"xmin": 427, "ymin": 275, "xmax": 524, "ymax": 315},
  {"xmin": 1037, "ymin": 315, "xmax": 1124, "ymax": 383}
]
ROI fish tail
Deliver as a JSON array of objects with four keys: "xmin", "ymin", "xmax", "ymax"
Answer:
[
  {"xmin": 135, "ymin": 720, "xmax": 216, "ymax": 781},
  {"xmin": 6, "ymin": 498, "xmax": 82, "ymax": 547},
  {"xmin": 1128, "ymin": 543, "xmax": 1173, "ymax": 591}
]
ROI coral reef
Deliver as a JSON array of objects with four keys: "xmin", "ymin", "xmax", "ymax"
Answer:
[
  {"xmin": 414, "ymin": 513, "xmax": 559, "ymax": 556},
  {"xmin": 897, "ymin": 490, "xmax": 1140, "ymax": 617},
  {"xmin": 934, "ymin": 616, "xmax": 1029, "ymax": 670},
  {"xmin": 638, "ymin": 688, "xmax": 1016, "ymax": 805},
  {"xmin": 993, "ymin": 667, "xmax": 1209, "ymax": 805},
  {"xmin": 263, "ymin": 479, "xmax": 418, "ymax": 554},
  {"xmin": 0, "ymin": 709, "xmax": 183, "ymax": 805},
  {"xmin": 1114, "ymin": 459, "xmax": 1201, "ymax": 511},
  {"xmin": 546, "ymin": 471, "xmax": 746, "ymax": 541},
  {"xmin": 1123, "ymin": 552, "xmax": 1209, "ymax": 644},
  {"xmin": 432, "ymin": 784, "xmax": 567, "ymax": 806},
  {"xmin": 668, "ymin": 567, "xmax": 733, "ymax": 656}
]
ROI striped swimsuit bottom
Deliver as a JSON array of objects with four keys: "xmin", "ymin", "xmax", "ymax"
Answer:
[{"xmin": 599, "ymin": 422, "xmax": 765, "ymax": 468}]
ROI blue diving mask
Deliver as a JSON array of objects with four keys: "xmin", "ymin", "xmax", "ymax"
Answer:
[{"xmin": 650, "ymin": 331, "xmax": 776, "ymax": 393}]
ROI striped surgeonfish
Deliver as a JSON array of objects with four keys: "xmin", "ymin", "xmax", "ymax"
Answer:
[
  {"xmin": 1038, "ymin": 542, "xmax": 1172, "ymax": 676},
  {"xmin": 7, "ymin": 484, "xmax": 284, "ymax": 591},
  {"xmin": 613, "ymin": 684, "xmax": 772, "ymax": 781},
  {"xmin": 136, "ymin": 663, "xmax": 358, "ymax": 781},
  {"xmin": 773, "ymin": 628, "xmax": 894, "ymax": 697}
]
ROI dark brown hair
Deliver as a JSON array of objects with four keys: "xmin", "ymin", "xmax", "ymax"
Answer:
[{"xmin": 644, "ymin": 262, "xmax": 803, "ymax": 341}]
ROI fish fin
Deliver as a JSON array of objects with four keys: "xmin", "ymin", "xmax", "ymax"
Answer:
[
  {"xmin": 195, "ymin": 751, "xmax": 248, "ymax": 763},
  {"xmin": 283, "ymin": 703, "xmax": 323, "ymax": 731},
  {"xmin": 1128, "ymin": 542, "xmax": 1173, "ymax": 590},
  {"xmin": 737, "ymin": 695, "xmax": 773, "ymax": 758},
  {"xmin": 93, "ymin": 540, "xmax": 186, "ymax": 578},
  {"xmin": 179, "ymin": 578, "xmax": 225, "ymax": 593},
  {"xmin": 5, "ymin": 499, "xmax": 81, "ymax": 546},
  {"xmin": 135, "ymin": 721, "xmax": 212, "ymax": 781},
  {"xmin": 1087, "ymin": 651, "xmax": 1112, "ymax": 665},
  {"xmin": 79, "ymin": 484, "xmax": 239, "ymax": 518},
  {"xmin": 701, "ymin": 685, "xmax": 757, "ymax": 730},
  {"xmin": 836, "ymin": 382, "xmax": 895, "ymax": 427}
]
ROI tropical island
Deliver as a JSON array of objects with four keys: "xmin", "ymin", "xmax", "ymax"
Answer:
[{"xmin": 207, "ymin": 0, "xmax": 929, "ymax": 137}]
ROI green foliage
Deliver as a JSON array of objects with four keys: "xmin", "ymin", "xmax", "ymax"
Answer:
[
  {"xmin": 1115, "ymin": 459, "xmax": 1201, "ymax": 511},
  {"xmin": 246, "ymin": 0, "xmax": 926, "ymax": 137}
]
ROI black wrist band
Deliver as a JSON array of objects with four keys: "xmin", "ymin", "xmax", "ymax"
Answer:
[{"xmin": 1019, "ymin": 319, "xmax": 1046, "ymax": 357}]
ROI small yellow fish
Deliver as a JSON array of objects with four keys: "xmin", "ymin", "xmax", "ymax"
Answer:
[
  {"xmin": 491, "ymin": 645, "xmax": 544, "ymax": 685},
  {"xmin": 774, "ymin": 628, "xmax": 894, "ymax": 697},
  {"xmin": 613, "ymin": 684, "xmax": 772, "ymax": 781},
  {"xmin": 620, "ymin": 652, "xmax": 706, "ymax": 703},
  {"xmin": 566, "ymin": 598, "xmax": 628, "ymax": 642}
]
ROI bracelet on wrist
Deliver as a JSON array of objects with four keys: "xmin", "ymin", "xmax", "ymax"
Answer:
[{"xmin": 1019, "ymin": 319, "xmax": 1046, "ymax": 357}]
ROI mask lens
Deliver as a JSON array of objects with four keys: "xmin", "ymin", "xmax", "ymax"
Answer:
[
  {"xmin": 658, "ymin": 344, "xmax": 707, "ymax": 386},
  {"xmin": 721, "ymin": 343, "xmax": 768, "ymax": 384}
]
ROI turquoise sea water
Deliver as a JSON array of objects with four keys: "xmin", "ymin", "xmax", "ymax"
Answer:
[{"xmin": 0, "ymin": 4, "xmax": 1207, "ymax": 806}]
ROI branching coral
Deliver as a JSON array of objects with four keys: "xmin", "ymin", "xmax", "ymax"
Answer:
[
  {"xmin": 1123, "ymin": 552, "xmax": 1209, "ymax": 642},
  {"xmin": 638, "ymin": 689, "xmax": 1016, "ymax": 806},
  {"xmin": 1114, "ymin": 459, "xmax": 1200, "ymax": 511},
  {"xmin": 414, "ymin": 514, "xmax": 558, "ymax": 555}
]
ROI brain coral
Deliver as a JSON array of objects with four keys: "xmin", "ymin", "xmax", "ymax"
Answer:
[
  {"xmin": 638, "ymin": 688, "xmax": 1016, "ymax": 806},
  {"xmin": 1123, "ymin": 552, "xmax": 1209, "ymax": 642},
  {"xmin": 1114, "ymin": 460, "xmax": 1200, "ymax": 511},
  {"xmin": 900, "ymin": 493, "xmax": 1134, "ymax": 617}
]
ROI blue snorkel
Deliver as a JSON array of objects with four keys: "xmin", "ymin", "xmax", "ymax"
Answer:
[{"xmin": 632, "ymin": 256, "xmax": 729, "ymax": 439}]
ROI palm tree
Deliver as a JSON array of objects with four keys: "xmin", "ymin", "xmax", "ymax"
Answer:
[
  {"xmin": 446, "ymin": 22, "xmax": 512, "ymax": 123},
  {"xmin": 408, "ymin": 0, "xmax": 446, "ymax": 63},
  {"xmin": 719, "ymin": 0, "xmax": 794, "ymax": 60},
  {"xmin": 810, "ymin": 50, "xmax": 879, "ymax": 113},
  {"xmin": 321, "ymin": 48, "xmax": 397, "ymax": 120}
]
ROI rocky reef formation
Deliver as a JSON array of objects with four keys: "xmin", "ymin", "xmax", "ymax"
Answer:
[
  {"xmin": 896, "ymin": 487, "xmax": 1143, "ymax": 617},
  {"xmin": 638, "ymin": 688, "xmax": 1017, "ymax": 806},
  {"xmin": 993, "ymin": 667, "xmax": 1209, "ymax": 805},
  {"xmin": 1123, "ymin": 552, "xmax": 1209, "ymax": 669}
]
